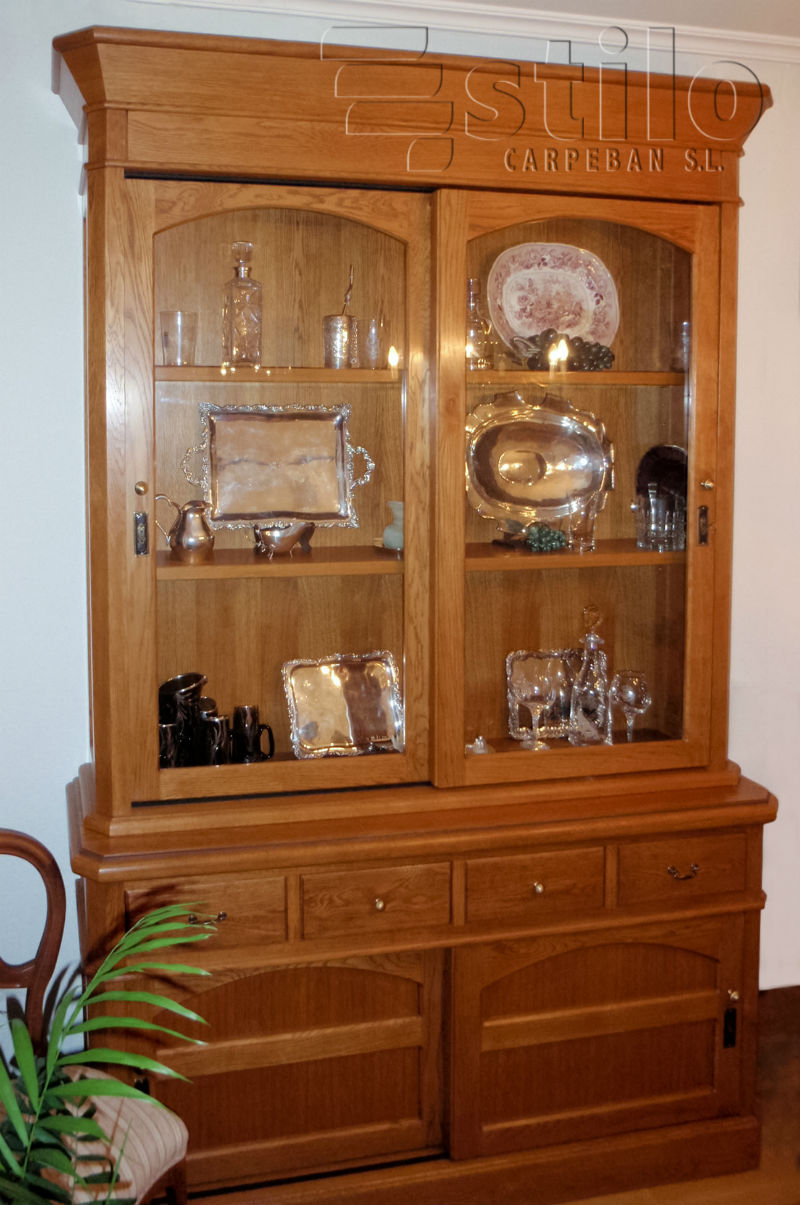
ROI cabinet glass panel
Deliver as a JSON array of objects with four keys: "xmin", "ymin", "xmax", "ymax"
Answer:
[
  {"xmin": 152, "ymin": 202, "xmax": 414, "ymax": 791},
  {"xmin": 460, "ymin": 213, "xmax": 693, "ymax": 774}
]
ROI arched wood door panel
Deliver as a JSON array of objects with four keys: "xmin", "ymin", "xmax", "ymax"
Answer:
[{"xmin": 450, "ymin": 916, "xmax": 744, "ymax": 1157}]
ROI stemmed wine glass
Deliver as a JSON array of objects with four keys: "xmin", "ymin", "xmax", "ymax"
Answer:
[
  {"xmin": 509, "ymin": 655, "xmax": 558, "ymax": 751},
  {"xmin": 609, "ymin": 670, "xmax": 652, "ymax": 742}
]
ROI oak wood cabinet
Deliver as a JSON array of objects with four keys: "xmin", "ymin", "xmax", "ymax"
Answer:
[{"xmin": 54, "ymin": 25, "xmax": 776, "ymax": 1204}]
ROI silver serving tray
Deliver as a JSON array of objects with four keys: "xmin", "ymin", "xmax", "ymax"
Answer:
[
  {"xmin": 466, "ymin": 391, "xmax": 613, "ymax": 525},
  {"xmin": 183, "ymin": 403, "xmax": 374, "ymax": 531},
  {"xmin": 506, "ymin": 647, "xmax": 582, "ymax": 740},
  {"xmin": 282, "ymin": 651, "xmax": 404, "ymax": 758}
]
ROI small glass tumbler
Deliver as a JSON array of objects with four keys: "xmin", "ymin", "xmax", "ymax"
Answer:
[
  {"xmin": 568, "ymin": 497, "xmax": 599, "ymax": 553},
  {"xmin": 160, "ymin": 310, "xmax": 198, "ymax": 366},
  {"xmin": 348, "ymin": 318, "xmax": 362, "ymax": 368},
  {"xmin": 670, "ymin": 320, "xmax": 691, "ymax": 371},
  {"xmin": 636, "ymin": 486, "xmax": 685, "ymax": 552},
  {"xmin": 362, "ymin": 317, "xmax": 385, "ymax": 369},
  {"xmin": 323, "ymin": 315, "xmax": 352, "ymax": 369}
]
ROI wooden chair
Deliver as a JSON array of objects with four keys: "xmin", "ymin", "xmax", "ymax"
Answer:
[{"xmin": 0, "ymin": 828, "xmax": 188, "ymax": 1204}]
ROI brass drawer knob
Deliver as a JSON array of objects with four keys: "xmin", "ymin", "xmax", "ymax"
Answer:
[
  {"xmin": 666, "ymin": 863, "xmax": 699, "ymax": 881},
  {"xmin": 187, "ymin": 910, "xmax": 228, "ymax": 924},
  {"xmin": 374, "ymin": 897, "xmax": 386, "ymax": 912},
  {"xmin": 532, "ymin": 881, "xmax": 545, "ymax": 895}
]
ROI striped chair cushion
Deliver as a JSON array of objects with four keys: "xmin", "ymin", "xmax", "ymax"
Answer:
[{"xmin": 65, "ymin": 1066, "xmax": 188, "ymax": 1204}]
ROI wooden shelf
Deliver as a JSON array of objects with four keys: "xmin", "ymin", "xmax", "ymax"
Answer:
[
  {"xmin": 466, "ymin": 370, "xmax": 685, "ymax": 387},
  {"xmin": 155, "ymin": 365, "xmax": 402, "ymax": 384},
  {"xmin": 156, "ymin": 546, "xmax": 404, "ymax": 580},
  {"xmin": 465, "ymin": 539, "xmax": 685, "ymax": 570}
]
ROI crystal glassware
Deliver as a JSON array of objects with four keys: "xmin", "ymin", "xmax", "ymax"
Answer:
[
  {"xmin": 568, "ymin": 605, "xmax": 611, "ymax": 745},
  {"xmin": 222, "ymin": 241, "xmax": 262, "ymax": 365},
  {"xmin": 609, "ymin": 670, "xmax": 652, "ymax": 742},
  {"xmin": 465, "ymin": 277, "xmax": 492, "ymax": 370},
  {"xmin": 508, "ymin": 653, "xmax": 559, "ymax": 751}
]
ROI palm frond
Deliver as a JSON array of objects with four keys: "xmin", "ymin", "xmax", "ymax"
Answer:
[
  {"xmin": 59, "ymin": 1049, "xmax": 189, "ymax": 1081},
  {"xmin": 76, "ymin": 989, "xmax": 207, "ymax": 1024},
  {"xmin": 10, "ymin": 1020, "xmax": 39, "ymax": 1114}
]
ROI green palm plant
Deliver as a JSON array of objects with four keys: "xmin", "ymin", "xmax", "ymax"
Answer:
[{"xmin": 0, "ymin": 905, "xmax": 214, "ymax": 1204}]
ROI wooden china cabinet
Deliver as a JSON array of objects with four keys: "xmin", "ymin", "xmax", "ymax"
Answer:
[{"xmin": 53, "ymin": 26, "xmax": 776, "ymax": 1205}]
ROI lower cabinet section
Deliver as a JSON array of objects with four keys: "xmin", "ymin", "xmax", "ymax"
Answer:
[
  {"xmin": 148, "ymin": 951, "xmax": 444, "ymax": 1185},
  {"xmin": 75, "ymin": 788, "xmax": 774, "ymax": 1202},
  {"xmin": 449, "ymin": 915, "xmax": 745, "ymax": 1158}
]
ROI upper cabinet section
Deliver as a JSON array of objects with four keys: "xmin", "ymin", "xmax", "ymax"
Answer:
[
  {"xmin": 154, "ymin": 203, "xmax": 406, "ymax": 376},
  {"xmin": 53, "ymin": 27, "xmax": 771, "ymax": 824},
  {"xmin": 53, "ymin": 26, "xmax": 770, "ymax": 204}
]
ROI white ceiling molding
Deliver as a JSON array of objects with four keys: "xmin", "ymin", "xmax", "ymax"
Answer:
[{"xmin": 130, "ymin": 0, "xmax": 800, "ymax": 65}]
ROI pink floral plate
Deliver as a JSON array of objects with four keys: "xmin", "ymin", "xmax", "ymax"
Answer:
[{"xmin": 487, "ymin": 242, "xmax": 619, "ymax": 351}]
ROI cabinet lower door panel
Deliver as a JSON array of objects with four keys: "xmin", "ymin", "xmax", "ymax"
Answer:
[
  {"xmin": 149, "ymin": 951, "xmax": 444, "ymax": 1186},
  {"xmin": 450, "ymin": 917, "xmax": 744, "ymax": 1158}
]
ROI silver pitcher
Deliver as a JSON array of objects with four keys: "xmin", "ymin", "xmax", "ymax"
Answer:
[{"xmin": 155, "ymin": 495, "xmax": 215, "ymax": 560}]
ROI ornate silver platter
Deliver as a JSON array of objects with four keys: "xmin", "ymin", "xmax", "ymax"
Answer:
[
  {"xmin": 466, "ymin": 391, "xmax": 614, "ymax": 525},
  {"xmin": 282, "ymin": 651, "xmax": 404, "ymax": 758},
  {"xmin": 183, "ymin": 403, "xmax": 374, "ymax": 531},
  {"xmin": 506, "ymin": 648, "xmax": 582, "ymax": 740}
]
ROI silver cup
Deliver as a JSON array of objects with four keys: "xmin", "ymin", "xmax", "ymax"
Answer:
[{"xmin": 323, "ymin": 315, "xmax": 352, "ymax": 369}]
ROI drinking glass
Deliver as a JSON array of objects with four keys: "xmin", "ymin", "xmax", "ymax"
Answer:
[
  {"xmin": 609, "ymin": 670, "xmax": 652, "ymax": 742},
  {"xmin": 509, "ymin": 655, "xmax": 559, "ymax": 751},
  {"xmin": 160, "ymin": 310, "xmax": 197, "ymax": 366}
]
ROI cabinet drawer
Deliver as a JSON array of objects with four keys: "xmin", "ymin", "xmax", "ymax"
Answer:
[
  {"xmin": 126, "ymin": 873, "xmax": 287, "ymax": 949},
  {"xmin": 617, "ymin": 832, "xmax": 748, "ymax": 906},
  {"xmin": 466, "ymin": 848, "xmax": 606, "ymax": 925},
  {"xmin": 301, "ymin": 863, "xmax": 451, "ymax": 939}
]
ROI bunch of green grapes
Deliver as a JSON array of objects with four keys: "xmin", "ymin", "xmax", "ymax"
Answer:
[{"xmin": 524, "ymin": 522, "xmax": 567, "ymax": 553}]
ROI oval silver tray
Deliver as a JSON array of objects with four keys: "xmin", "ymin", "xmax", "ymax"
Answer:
[{"xmin": 465, "ymin": 391, "xmax": 614, "ymax": 525}]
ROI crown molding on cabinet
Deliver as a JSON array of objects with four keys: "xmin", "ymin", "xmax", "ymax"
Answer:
[{"xmin": 130, "ymin": 0, "xmax": 800, "ymax": 65}]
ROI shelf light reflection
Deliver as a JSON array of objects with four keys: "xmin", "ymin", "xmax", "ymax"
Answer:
[{"xmin": 548, "ymin": 338, "xmax": 569, "ymax": 376}]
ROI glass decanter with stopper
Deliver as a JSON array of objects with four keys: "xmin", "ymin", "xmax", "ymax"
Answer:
[
  {"xmin": 222, "ymin": 241, "xmax": 262, "ymax": 365},
  {"xmin": 465, "ymin": 277, "xmax": 492, "ymax": 370},
  {"xmin": 568, "ymin": 604, "xmax": 611, "ymax": 745}
]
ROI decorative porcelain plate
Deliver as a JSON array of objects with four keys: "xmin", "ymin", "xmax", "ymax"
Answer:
[
  {"xmin": 487, "ymin": 242, "xmax": 620, "ymax": 351},
  {"xmin": 635, "ymin": 443, "xmax": 688, "ymax": 497}
]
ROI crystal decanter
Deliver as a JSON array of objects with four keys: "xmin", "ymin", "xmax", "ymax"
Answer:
[
  {"xmin": 465, "ymin": 277, "xmax": 492, "ymax": 370},
  {"xmin": 222, "ymin": 241, "xmax": 262, "ymax": 365},
  {"xmin": 568, "ymin": 604, "xmax": 611, "ymax": 746}
]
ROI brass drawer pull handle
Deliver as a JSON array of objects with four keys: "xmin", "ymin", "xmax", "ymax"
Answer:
[
  {"xmin": 667, "ymin": 863, "xmax": 699, "ymax": 881},
  {"xmin": 187, "ymin": 910, "xmax": 228, "ymax": 924},
  {"xmin": 532, "ymin": 881, "xmax": 545, "ymax": 895},
  {"xmin": 374, "ymin": 897, "xmax": 386, "ymax": 912}
]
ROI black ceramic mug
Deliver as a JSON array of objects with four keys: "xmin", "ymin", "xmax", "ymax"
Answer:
[
  {"xmin": 231, "ymin": 705, "xmax": 274, "ymax": 763},
  {"xmin": 158, "ymin": 672, "xmax": 207, "ymax": 765},
  {"xmin": 198, "ymin": 713, "xmax": 231, "ymax": 766},
  {"xmin": 158, "ymin": 721, "xmax": 179, "ymax": 768}
]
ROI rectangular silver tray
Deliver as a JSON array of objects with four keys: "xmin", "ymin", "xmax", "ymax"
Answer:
[{"xmin": 283, "ymin": 651, "xmax": 404, "ymax": 758}]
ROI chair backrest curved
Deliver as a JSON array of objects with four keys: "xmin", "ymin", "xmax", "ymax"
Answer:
[{"xmin": 0, "ymin": 828, "xmax": 66, "ymax": 1054}]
